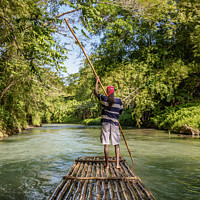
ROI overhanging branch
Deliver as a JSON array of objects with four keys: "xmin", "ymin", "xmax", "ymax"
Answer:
[{"xmin": 44, "ymin": 8, "xmax": 80, "ymax": 26}]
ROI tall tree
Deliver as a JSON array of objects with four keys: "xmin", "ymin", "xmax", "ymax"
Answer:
[{"xmin": 63, "ymin": 0, "xmax": 200, "ymax": 126}]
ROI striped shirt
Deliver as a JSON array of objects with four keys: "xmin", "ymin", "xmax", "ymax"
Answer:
[{"xmin": 97, "ymin": 94, "xmax": 124, "ymax": 126}]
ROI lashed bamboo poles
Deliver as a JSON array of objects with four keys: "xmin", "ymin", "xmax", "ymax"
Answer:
[
  {"xmin": 63, "ymin": 176, "xmax": 139, "ymax": 180},
  {"xmin": 49, "ymin": 156, "xmax": 156, "ymax": 200},
  {"xmin": 64, "ymin": 18, "xmax": 134, "ymax": 165},
  {"xmin": 49, "ymin": 162, "xmax": 77, "ymax": 199}
]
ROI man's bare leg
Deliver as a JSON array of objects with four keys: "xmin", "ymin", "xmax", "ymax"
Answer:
[
  {"xmin": 115, "ymin": 144, "xmax": 121, "ymax": 169},
  {"xmin": 104, "ymin": 144, "xmax": 109, "ymax": 169}
]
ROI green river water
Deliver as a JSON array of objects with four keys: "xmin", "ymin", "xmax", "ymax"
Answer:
[{"xmin": 0, "ymin": 124, "xmax": 199, "ymax": 200}]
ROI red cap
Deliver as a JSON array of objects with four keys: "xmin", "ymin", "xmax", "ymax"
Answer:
[{"xmin": 107, "ymin": 86, "xmax": 114, "ymax": 96}]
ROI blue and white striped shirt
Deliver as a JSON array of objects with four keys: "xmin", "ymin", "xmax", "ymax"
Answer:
[{"xmin": 97, "ymin": 94, "xmax": 124, "ymax": 126}]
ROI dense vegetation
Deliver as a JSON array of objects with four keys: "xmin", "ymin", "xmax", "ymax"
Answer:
[
  {"xmin": 0, "ymin": 0, "xmax": 200, "ymax": 136},
  {"xmin": 152, "ymin": 101, "xmax": 200, "ymax": 132}
]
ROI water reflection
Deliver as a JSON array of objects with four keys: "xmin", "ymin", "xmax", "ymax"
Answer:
[{"xmin": 0, "ymin": 124, "xmax": 199, "ymax": 200}]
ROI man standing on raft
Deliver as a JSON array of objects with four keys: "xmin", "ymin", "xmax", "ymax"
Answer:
[{"xmin": 94, "ymin": 76, "xmax": 124, "ymax": 169}]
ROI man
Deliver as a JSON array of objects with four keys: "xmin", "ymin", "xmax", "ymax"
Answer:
[{"xmin": 94, "ymin": 76, "xmax": 123, "ymax": 169}]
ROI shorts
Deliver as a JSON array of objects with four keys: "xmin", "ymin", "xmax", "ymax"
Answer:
[{"xmin": 100, "ymin": 122, "xmax": 120, "ymax": 145}]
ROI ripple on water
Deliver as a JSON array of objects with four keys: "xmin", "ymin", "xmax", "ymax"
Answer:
[{"xmin": 0, "ymin": 125, "xmax": 200, "ymax": 200}]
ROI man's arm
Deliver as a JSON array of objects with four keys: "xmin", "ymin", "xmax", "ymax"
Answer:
[{"xmin": 94, "ymin": 76, "xmax": 99, "ymax": 97}]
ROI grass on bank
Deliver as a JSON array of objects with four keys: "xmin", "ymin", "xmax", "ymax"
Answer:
[
  {"xmin": 152, "ymin": 101, "xmax": 200, "ymax": 132},
  {"xmin": 82, "ymin": 102, "xmax": 200, "ymax": 134},
  {"xmin": 83, "ymin": 111, "xmax": 135, "ymax": 126}
]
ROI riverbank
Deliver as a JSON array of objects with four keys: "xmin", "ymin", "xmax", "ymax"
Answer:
[
  {"xmin": 0, "ymin": 124, "xmax": 42, "ymax": 138},
  {"xmin": 1, "ymin": 101, "xmax": 200, "ymax": 138},
  {"xmin": 1, "ymin": 118, "xmax": 199, "ymax": 138},
  {"xmin": 82, "ymin": 102, "xmax": 200, "ymax": 136},
  {"xmin": 82, "ymin": 117, "xmax": 200, "ymax": 136}
]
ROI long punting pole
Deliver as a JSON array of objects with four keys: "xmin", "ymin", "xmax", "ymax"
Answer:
[{"xmin": 64, "ymin": 18, "xmax": 134, "ymax": 164}]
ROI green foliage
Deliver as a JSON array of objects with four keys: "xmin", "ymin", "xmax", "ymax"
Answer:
[
  {"xmin": 152, "ymin": 101, "xmax": 200, "ymax": 131},
  {"xmin": 119, "ymin": 111, "xmax": 135, "ymax": 126},
  {"xmin": 83, "ymin": 117, "xmax": 101, "ymax": 125},
  {"xmin": 0, "ymin": 106, "xmax": 17, "ymax": 135},
  {"xmin": 1, "ymin": 0, "xmax": 199, "ymax": 135},
  {"xmin": 82, "ymin": 110, "xmax": 136, "ymax": 126},
  {"xmin": 0, "ymin": 0, "xmax": 70, "ymax": 135},
  {"xmin": 80, "ymin": 0, "xmax": 200, "ymax": 127},
  {"xmin": 61, "ymin": 114, "xmax": 83, "ymax": 124}
]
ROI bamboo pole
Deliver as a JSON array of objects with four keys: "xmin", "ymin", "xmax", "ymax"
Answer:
[
  {"xmin": 58, "ymin": 162, "xmax": 83, "ymax": 200},
  {"xmin": 109, "ymin": 163, "xmax": 122, "ymax": 200},
  {"xmin": 64, "ymin": 18, "xmax": 134, "ymax": 165},
  {"xmin": 48, "ymin": 163, "xmax": 76, "ymax": 200},
  {"xmin": 95, "ymin": 157, "xmax": 101, "ymax": 200},
  {"xmin": 79, "ymin": 162, "xmax": 92, "ymax": 200},
  {"xmin": 75, "ymin": 159, "xmax": 126, "ymax": 163},
  {"xmin": 63, "ymin": 176, "xmax": 139, "ymax": 180},
  {"xmin": 112, "ymin": 162, "xmax": 129, "ymax": 200},
  {"xmin": 86, "ymin": 158, "xmax": 95, "ymax": 200},
  {"xmin": 71, "ymin": 162, "xmax": 88, "ymax": 199}
]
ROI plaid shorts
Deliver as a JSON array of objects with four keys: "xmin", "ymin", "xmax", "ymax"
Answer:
[{"xmin": 100, "ymin": 122, "xmax": 120, "ymax": 145}]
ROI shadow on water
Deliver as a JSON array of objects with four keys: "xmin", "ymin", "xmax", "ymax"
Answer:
[{"xmin": 0, "ymin": 124, "xmax": 199, "ymax": 200}]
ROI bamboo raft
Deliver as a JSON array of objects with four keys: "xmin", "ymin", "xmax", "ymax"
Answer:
[{"xmin": 49, "ymin": 156, "xmax": 155, "ymax": 200}]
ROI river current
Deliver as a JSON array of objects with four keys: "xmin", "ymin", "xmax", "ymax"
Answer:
[{"xmin": 0, "ymin": 124, "xmax": 199, "ymax": 200}]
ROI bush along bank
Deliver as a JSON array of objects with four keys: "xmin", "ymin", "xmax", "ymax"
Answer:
[
  {"xmin": 83, "ymin": 103, "xmax": 200, "ymax": 136},
  {"xmin": 151, "ymin": 101, "xmax": 200, "ymax": 135},
  {"xmin": 83, "ymin": 111, "xmax": 136, "ymax": 127},
  {"xmin": 0, "ymin": 106, "xmax": 17, "ymax": 137},
  {"xmin": 0, "ymin": 106, "xmax": 42, "ymax": 138},
  {"xmin": 2, "ymin": 101, "xmax": 200, "ymax": 137}
]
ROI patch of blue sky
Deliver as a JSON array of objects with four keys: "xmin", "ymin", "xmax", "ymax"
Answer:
[{"xmin": 54, "ymin": 5, "xmax": 102, "ymax": 75}]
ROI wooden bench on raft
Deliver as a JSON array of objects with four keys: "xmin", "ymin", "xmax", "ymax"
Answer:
[{"xmin": 49, "ymin": 156, "xmax": 155, "ymax": 200}]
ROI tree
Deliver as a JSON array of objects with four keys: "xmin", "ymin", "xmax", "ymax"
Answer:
[
  {"xmin": 0, "ymin": 0, "xmax": 69, "ymax": 135},
  {"xmin": 63, "ymin": 0, "xmax": 200, "ymax": 126}
]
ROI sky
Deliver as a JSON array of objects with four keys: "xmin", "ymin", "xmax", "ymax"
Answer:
[
  {"xmin": 56, "ymin": 5, "xmax": 101, "ymax": 75},
  {"xmin": 63, "ymin": 37, "xmax": 94, "ymax": 74}
]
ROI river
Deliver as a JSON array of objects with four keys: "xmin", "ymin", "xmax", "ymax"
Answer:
[{"xmin": 0, "ymin": 124, "xmax": 199, "ymax": 200}]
